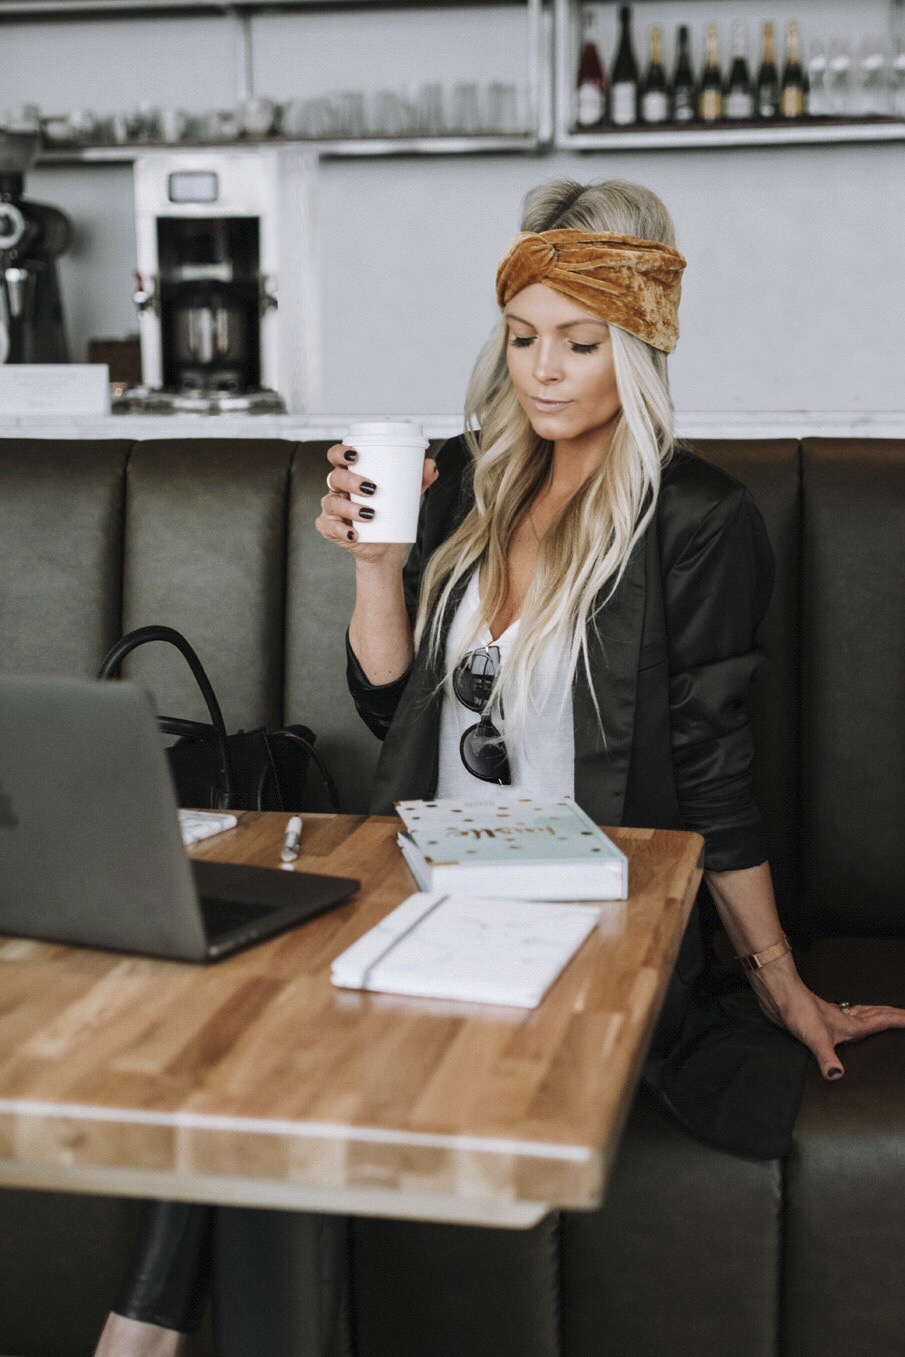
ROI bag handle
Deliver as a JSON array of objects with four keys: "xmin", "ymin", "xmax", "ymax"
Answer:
[
  {"xmin": 270, "ymin": 728, "xmax": 341, "ymax": 813},
  {"xmin": 98, "ymin": 625, "xmax": 236, "ymax": 809}
]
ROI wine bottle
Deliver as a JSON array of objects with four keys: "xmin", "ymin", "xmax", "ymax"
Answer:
[
  {"xmin": 672, "ymin": 25, "xmax": 696, "ymax": 123},
  {"xmin": 641, "ymin": 26, "xmax": 670, "ymax": 124},
  {"xmin": 575, "ymin": 6, "xmax": 608, "ymax": 130},
  {"xmin": 780, "ymin": 20, "xmax": 807, "ymax": 119},
  {"xmin": 611, "ymin": 5, "xmax": 639, "ymax": 126},
  {"xmin": 698, "ymin": 24, "xmax": 723, "ymax": 123},
  {"xmin": 725, "ymin": 21, "xmax": 755, "ymax": 119},
  {"xmin": 756, "ymin": 22, "xmax": 780, "ymax": 118}
]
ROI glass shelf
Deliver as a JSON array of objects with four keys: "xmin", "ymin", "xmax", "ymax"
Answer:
[{"xmin": 37, "ymin": 132, "xmax": 544, "ymax": 163}]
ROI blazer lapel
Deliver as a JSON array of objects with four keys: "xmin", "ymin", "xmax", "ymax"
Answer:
[{"xmin": 573, "ymin": 533, "xmax": 649, "ymax": 827}]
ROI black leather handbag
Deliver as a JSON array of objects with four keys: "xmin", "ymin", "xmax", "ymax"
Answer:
[{"xmin": 98, "ymin": 625, "xmax": 340, "ymax": 813}]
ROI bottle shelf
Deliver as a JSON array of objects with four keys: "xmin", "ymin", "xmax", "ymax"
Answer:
[{"xmin": 560, "ymin": 115, "xmax": 905, "ymax": 151}]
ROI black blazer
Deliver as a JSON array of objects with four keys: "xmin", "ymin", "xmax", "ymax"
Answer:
[{"xmin": 347, "ymin": 436, "xmax": 807, "ymax": 1158}]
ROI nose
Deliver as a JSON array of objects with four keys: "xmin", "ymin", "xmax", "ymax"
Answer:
[{"xmin": 532, "ymin": 337, "xmax": 563, "ymax": 385}]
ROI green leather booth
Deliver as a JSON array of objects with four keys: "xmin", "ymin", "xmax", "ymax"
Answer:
[{"xmin": 0, "ymin": 436, "xmax": 903, "ymax": 1357}]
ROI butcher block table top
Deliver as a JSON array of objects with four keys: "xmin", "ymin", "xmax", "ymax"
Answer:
[{"xmin": 0, "ymin": 813, "xmax": 702, "ymax": 1228}]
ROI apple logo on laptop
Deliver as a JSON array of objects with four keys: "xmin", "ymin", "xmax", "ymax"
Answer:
[{"xmin": 0, "ymin": 782, "xmax": 19, "ymax": 829}]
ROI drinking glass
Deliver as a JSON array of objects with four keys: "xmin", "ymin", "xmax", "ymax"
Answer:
[
  {"xmin": 827, "ymin": 39, "xmax": 853, "ymax": 116},
  {"xmin": 856, "ymin": 38, "xmax": 890, "ymax": 115},
  {"xmin": 807, "ymin": 41, "xmax": 829, "ymax": 117},
  {"xmin": 892, "ymin": 44, "xmax": 905, "ymax": 117},
  {"xmin": 486, "ymin": 82, "xmax": 520, "ymax": 134},
  {"xmin": 449, "ymin": 82, "xmax": 482, "ymax": 135},
  {"xmin": 414, "ymin": 83, "xmax": 445, "ymax": 136}
]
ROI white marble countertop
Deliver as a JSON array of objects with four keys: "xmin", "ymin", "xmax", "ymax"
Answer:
[{"xmin": 1, "ymin": 411, "xmax": 904, "ymax": 441}]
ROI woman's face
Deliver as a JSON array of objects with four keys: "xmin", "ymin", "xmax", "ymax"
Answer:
[{"xmin": 504, "ymin": 283, "xmax": 621, "ymax": 449}]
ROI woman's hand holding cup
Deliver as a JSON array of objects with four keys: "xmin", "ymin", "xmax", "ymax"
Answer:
[{"xmin": 316, "ymin": 426, "xmax": 438, "ymax": 568}]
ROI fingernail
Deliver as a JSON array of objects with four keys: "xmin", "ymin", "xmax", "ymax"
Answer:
[
  {"xmin": 360, "ymin": 480, "xmax": 377, "ymax": 495},
  {"xmin": 343, "ymin": 449, "xmax": 358, "ymax": 462},
  {"xmin": 359, "ymin": 507, "xmax": 375, "ymax": 521},
  {"xmin": 347, "ymin": 530, "xmax": 355, "ymax": 540},
  {"xmin": 828, "ymin": 1067, "xmax": 843, "ymax": 1079}
]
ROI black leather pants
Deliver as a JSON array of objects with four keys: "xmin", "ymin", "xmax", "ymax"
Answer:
[{"xmin": 113, "ymin": 1200, "xmax": 348, "ymax": 1356}]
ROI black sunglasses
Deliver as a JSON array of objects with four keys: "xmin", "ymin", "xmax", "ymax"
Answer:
[{"xmin": 453, "ymin": 645, "xmax": 511, "ymax": 785}]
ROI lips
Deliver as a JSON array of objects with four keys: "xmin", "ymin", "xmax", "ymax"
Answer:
[{"xmin": 530, "ymin": 397, "xmax": 571, "ymax": 413}]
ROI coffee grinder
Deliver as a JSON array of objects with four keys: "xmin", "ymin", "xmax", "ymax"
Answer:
[
  {"xmin": 131, "ymin": 147, "xmax": 319, "ymax": 413},
  {"xmin": 0, "ymin": 129, "xmax": 71, "ymax": 364}
]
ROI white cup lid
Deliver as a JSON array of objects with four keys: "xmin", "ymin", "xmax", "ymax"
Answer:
[{"xmin": 346, "ymin": 420, "xmax": 426, "ymax": 442}]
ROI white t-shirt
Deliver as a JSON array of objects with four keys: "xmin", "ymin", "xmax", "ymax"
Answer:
[{"xmin": 435, "ymin": 570, "xmax": 575, "ymax": 800}]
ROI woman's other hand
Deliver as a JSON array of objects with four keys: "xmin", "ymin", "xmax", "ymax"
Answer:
[
  {"xmin": 749, "ymin": 960, "xmax": 905, "ymax": 1081},
  {"xmin": 315, "ymin": 442, "xmax": 438, "ymax": 568}
]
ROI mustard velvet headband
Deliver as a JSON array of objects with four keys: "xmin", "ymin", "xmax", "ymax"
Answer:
[{"xmin": 495, "ymin": 229, "xmax": 687, "ymax": 354}]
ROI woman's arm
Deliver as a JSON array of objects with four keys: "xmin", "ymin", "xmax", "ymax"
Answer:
[
  {"xmin": 662, "ymin": 473, "xmax": 905, "ymax": 1076},
  {"xmin": 706, "ymin": 862, "xmax": 905, "ymax": 1080},
  {"xmin": 316, "ymin": 441, "xmax": 438, "ymax": 683}
]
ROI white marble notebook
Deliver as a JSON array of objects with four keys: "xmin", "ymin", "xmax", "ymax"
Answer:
[{"xmin": 330, "ymin": 891, "xmax": 601, "ymax": 1008}]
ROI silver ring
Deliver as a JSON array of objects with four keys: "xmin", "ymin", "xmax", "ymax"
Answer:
[
  {"xmin": 326, "ymin": 470, "xmax": 338, "ymax": 493},
  {"xmin": 838, "ymin": 1001, "xmax": 852, "ymax": 1012}
]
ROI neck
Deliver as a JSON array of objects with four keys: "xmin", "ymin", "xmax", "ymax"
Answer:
[{"xmin": 549, "ymin": 417, "xmax": 619, "ymax": 496}]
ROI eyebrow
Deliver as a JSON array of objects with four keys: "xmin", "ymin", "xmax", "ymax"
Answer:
[{"xmin": 504, "ymin": 312, "xmax": 610, "ymax": 332}]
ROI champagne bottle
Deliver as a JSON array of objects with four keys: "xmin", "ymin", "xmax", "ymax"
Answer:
[
  {"xmin": 576, "ymin": 6, "xmax": 608, "ymax": 130},
  {"xmin": 641, "ymin": 26, "xmax": 669, "ymax": 124},
  {"xmin": 780, "ymin": 20, "xmax": 807, "ymax": 119},
  {"xmin": 756, "ymin": 22, "xmax": 780, "ymax": 118},
  {"xmin": 698, "ymin": 24, "xmax": 723, "ymax": 123},
  {"xmin": 725, "ymin": 21, "xmax": 755, "ymax": 119},
  {"xmin": 671, "ymin": 25, "xmax": 696, "ymax": 123},
  {"xmin": 610, "ymin": 5, "xmax": 639, "ymax": 126}
]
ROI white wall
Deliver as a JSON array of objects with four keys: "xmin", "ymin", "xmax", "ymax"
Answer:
[{"xmin": 8, "ymin": 2, "xmax": 905, "ymax": 416}]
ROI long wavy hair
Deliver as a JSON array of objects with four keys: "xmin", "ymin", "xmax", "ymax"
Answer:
[{"xmin": 414, "ymin": 179, "xmax": 680, "ymax": 748}]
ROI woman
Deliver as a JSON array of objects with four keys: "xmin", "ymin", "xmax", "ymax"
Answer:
[
  {"xmin": 322, "ymin": 177, "xmax": 905, "ymax": 1156},
  {"xmin": 95, "ymin": 177, "xmax": 905, "ymax": 1355}
]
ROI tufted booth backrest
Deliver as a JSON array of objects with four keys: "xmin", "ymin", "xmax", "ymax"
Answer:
[
  {"xmin": 1, "ymin": 436, "xmax": 902, "ymax": 938},
  {"xmin": 800, "ymin": 439, "xmax": 905, "ymax": 934}
]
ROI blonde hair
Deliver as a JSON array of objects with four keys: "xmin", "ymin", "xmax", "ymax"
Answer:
[{"xmin": 414, "ymin": 180, "xmax": 679, "ymax": 747}]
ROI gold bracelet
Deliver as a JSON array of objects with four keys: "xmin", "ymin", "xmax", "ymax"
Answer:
[{"xmin": 737, "ymin": 933, "xmax": 792, "ymax": 976}]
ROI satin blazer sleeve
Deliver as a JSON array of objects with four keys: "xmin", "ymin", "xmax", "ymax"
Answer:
[
  {"xmin": 662, "ymin": 483, "xmax": 775, "ymax": 873},
  {"xmin": 346, "ymin": 435, "xmax": 472, "ymax": 740}
]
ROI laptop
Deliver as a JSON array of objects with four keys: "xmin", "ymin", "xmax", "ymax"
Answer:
[{"xmin": 0, "ymin": 675, "xmax": 359, "ymax": 962}]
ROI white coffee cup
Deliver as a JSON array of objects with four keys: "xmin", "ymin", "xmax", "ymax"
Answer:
[{"xmin": 345, "ymin": 421, "xmax": 430, "ymax": 544}]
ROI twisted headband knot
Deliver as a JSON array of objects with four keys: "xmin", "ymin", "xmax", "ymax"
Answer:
[{"xmin": 496, "ymin": 229, "xmax": 687, "ymax": 354}]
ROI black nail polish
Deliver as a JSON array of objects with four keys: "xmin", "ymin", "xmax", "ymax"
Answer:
[
  {"xmin": 360, "ymin": 481, "xmax": 377, "ymax": 495},
  {"xmin": 344, "ymin": 449, "xmax": 358, "ymax": 462},
  {"xmin": 828, "ymin": 1067, "xmax": 843, "ymax": 1079},
  {"xmin": 359, "ymin": 507, "xmax": 375, "ymax": 521},
  {"xmin": 347, "ymin": 530, "xmax": 355, "ymax": 540}
]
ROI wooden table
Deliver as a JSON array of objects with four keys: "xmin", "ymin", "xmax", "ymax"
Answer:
[{"xmin": 0, "ymin": 814, "xmax": 702, "ymax": 1228}]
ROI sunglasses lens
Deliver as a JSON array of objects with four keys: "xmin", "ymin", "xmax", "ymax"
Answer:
[
  {"xmin": 454, "ymin": 647, "xmax": 499, "ymax": 712},
  {"xmin": 460, "ymin": 717, "xmax": 511, "ymax": 785}
]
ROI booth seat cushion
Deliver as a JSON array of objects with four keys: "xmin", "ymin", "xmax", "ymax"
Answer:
[
  {"xmin": 349, "ymin": 1211, "xmax": 560, "ymax": 1357},
  {"xmin": 561, "ymin": 1085, "xmax": 782, "ymax": 1357},
  {"xmin": 784, "ymin": 937, "xmax": 905, "ymax": 1357}
]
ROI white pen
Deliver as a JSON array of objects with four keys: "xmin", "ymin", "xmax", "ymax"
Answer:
[{"xmin": 280, "ymin": 815, "xmax": 303, "ymax": 863}]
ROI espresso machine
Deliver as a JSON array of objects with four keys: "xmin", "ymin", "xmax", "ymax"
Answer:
[
  {"xmin": 129, "ymin": 147, "xmax": 319, "ymax": 413},
  {"xmin": 0, "ymin": 129, "xmax": 71, "ymax": 364}
]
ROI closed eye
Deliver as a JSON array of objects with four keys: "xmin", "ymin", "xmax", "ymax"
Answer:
[
  {"xmin": 510, "ymin": 335, "xmax": 534, "ymax": 348},
  {"xmin": 570, "ymin": 342, "xmax": 599, "ymax": 354}
]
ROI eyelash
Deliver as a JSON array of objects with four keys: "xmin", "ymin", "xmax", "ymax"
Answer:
[{"xmin": 509, "ymin": 337, "xmax": 600, "ymax": 355}]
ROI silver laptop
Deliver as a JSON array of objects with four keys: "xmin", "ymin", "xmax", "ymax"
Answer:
[{"xmin": 0, "ymin": 674, "xmax": 358, "ymax": 962}]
